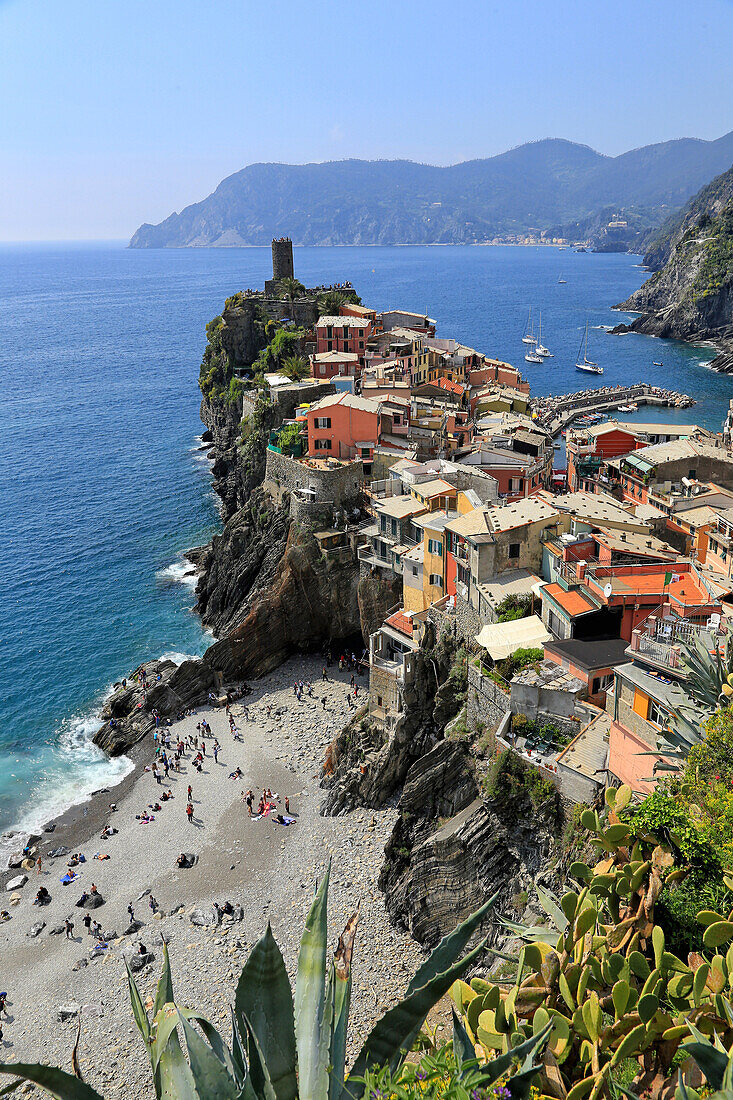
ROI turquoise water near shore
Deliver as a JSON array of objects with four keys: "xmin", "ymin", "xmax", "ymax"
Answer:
[{"xmin": 0, "ymin": 242, "xmax": 729, "ymax": 835}]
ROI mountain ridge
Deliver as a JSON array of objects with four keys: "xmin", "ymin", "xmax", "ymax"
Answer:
[{"xmin": 129, "ymin": 132, "xmax": 733, "ymax": 249}]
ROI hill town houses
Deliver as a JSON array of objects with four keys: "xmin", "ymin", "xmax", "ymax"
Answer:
[{"xmin": 258, "ymin": 270, "xmax": 733, "ymax": 807}]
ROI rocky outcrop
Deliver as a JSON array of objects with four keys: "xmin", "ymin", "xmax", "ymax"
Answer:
[
  {"xmin": 195, "ymin": 490, "xmax": 291, "ymax": 637},
  {"xmin": 379, "ymin": 744, "xmax": 563, "ymax": 947},
  {"xmin": 357, "ymin": 570, "xmax": 402, "ymax": 640},
  {"xmin": 204, "ymin": 523, "xmax": 362, "ymax": 682},
  {"xmin": 613, "ymin": 163, "xmax": 733, "ymax": 365},
  {"xmin": 322, "ymin": 626, "xmax": 467, "ymax": 814}
]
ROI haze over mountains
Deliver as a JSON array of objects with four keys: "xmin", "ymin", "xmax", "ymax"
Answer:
[{"xmin": 130, "ymin": 132, "xmax": 733, "ymax": 250}]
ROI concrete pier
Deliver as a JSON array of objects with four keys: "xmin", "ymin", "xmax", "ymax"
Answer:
[{"xmin": 531, "ymin": 383, "xmax": 695, "ymax": 436}]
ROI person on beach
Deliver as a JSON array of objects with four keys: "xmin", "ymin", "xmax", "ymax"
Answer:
[
  {"xmin": 187, "ymin": 785, "xmax": 193, "ymax": 801},
  {"xmin": 36, "ymin": 856, "xmax": 42, "ymax": 875},
  {"xmin": 285, "ymin": 797, "xmax": 290, "ymax": 814},
  {"xmin": 64, "ymin": 918, "xmax": 74, "ymax": 939},
  {"xmin": 149, "ymin": 895, "xmax": 158, "ymax": 914},
  {"xmin": 246, "ymin": 790, "xmax": 253, "ymax": 816},
  {"xmin": 83, "ymin": 913, "xmax": 92, "ymax": 934},
  {"xmin": 186, "ymin": 802, "xmax": 194, "ymax": 823},
  {"xmin": 127, "ymin": 903, "xmax": 135, "ymax": 921}
]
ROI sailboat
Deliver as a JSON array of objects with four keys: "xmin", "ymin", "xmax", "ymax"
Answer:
[
  {"xmin": 536, "ymin": 313, "xmax": 553, "ymax": 358},
  {"xmin": 575, "ymin": 322, "xmax": 603, "ymax": 375},
  {"xmin": 558, "ymin": 274, "xmax": 567, "ymax": 284},
  {"xmin": 522, "ymin": 307, "xmax": 535, "ymax": 344},
  {"xmin": 525, "ymin": 338, "xmax": 543, "ymax": 364}
]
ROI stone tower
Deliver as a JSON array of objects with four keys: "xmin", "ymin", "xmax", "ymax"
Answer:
[{"xmin": 271, "ymin": 237, "xmax": 294, "ymax": 282}]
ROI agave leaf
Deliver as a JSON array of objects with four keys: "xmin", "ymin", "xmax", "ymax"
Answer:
[
  {"xmin": 451, "ymin": 1007, "xmax": 474, "ymax": 1068},
  {"xmin": 407, "ymin": 893, "xmax": 496, "ymax": 994},
  {"xmin": 0, "ymin": 1064, "xmax": 105, "ymax": 1100},
  {"xmin": 157, "ymin": 1039, "xmax": 201, "ymax": 1100},
  {"xmin": 477, "ymin": 1021, "xmax": 552, "ymax": 1095},
  {"xmin": 329, "ymin": 911, "xmax": 358, "ymax": 1100},
  {"xmin": 242, "ymin": 1011, "xmax": 278, "ymax": 1100},
  {"xmin": 125, "ymin": 961, "xmax": 151, "ymax": 1048},
  {"xmin": 341, "ymin": 933, "xmax": 488, "ymax": 1100},
  {"xmin": 176, "ymin": 1010, "xmax": 239, "ymax": 1099},
  {"xmin": 154, "ymin": 943, "xmax": 175, "ymax": 1016},
  {"xmin": 535, "ymin": 885, "xmax": 568, "ymax": 932},
  {"xmin": 294, "ymin": 866, "xmax": 331, "ymax": 1100},
  {"xmin": 235, "ymin": 924, "xmax": 297, "ymax": 1100}
]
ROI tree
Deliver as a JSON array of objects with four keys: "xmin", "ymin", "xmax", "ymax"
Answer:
[
  {"xmin": 281, "ymin": 354, "xmax": 310, "ymax": 382},
  {"xmin": 277, "ymin": 277, "xmax": 306, "ymax": 319},
  {"xmin": 318, "ymin": 290, "xmax": 347, "ymax": 317}
]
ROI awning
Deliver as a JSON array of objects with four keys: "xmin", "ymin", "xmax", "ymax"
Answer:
[{"xmin": 475, "ymin": 614, "xmax": 552, "ymax": 661}]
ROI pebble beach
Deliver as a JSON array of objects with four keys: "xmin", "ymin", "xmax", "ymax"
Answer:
[{"xmin": 0, "ymin": 655, "xmax": 424, "ymax": 1096}]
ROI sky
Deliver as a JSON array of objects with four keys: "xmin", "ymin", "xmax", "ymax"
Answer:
[{"xmin": 1, "ymin": 0, "xmax": 732, "ymax": 240}]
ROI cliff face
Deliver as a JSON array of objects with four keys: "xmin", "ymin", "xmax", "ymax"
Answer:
[
  {"xmin": 379, "ymin": 741, "xmax": 564, "ymax": 947},
  {"xmin": 614, "ymin": 164, "xmax": 733, "ymax": 364}
]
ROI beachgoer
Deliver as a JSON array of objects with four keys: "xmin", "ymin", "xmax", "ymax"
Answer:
[
  {"xmin": 36, "ymin": 856, "xmax": 42, "ymax": 875},
  {"xmin": 187, "ymin": 785, "xmax": 193, "ymax": 801},
  {"xmin": 83, "ymin": 913, "xmax": 92, "ymax": 934},
  {"xmin": 127, "ymin": 903, "xmax": 135, "ymax": 921},
  {"xmin": 285, "ymin": 797, "xmax": 290, "ymax": 813},
  {"xmin": 186, "ymin": 802, "xmax": 194, "ymax": 823},
  {"xmin": 64, "ymin": 918, "xmax": 74, "ymax": 939}
]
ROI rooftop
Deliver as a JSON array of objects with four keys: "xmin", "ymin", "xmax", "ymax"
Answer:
[
  {"xmin": 592, "ymin": 528, "xmax": 678, "ymax": 558},
  {"xmin": 313, "ymin": 350, "xmax": 360, "ymax": 362},
  {"xmin": 475, "ymin": 569, "xmax": 541, "ymax": 607},
  {"xmin": 556, "ymin": 710, "xmax": 611, "ymax": 780},
  {"xmin": 542, "ymin": 583, "xmax": 599, "ymax": 618},
  {"xmin": 411, "ymin": 478, "xmax": 457, "ymax": 499},
  {"xmin": 484, "ymin": 496, "xmax": 559, "ymax": 532},
  {"xmin": 545, "ymin": 636, "xmax": 630, "ymax": 670},
  {"xmin": 374, "ymin": 495, "xmax": 427, "ymax": 520},
  {"xmin": 316, "ymin": 315, "xmax": 370, "ymax": 328},
  {"xmin": 541, "ymin": 491, "xmax": 647, "ymax": 530}
]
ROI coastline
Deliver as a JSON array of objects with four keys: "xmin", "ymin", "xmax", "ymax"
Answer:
[{"xmin": 0, "ymin": 656, "xmax": 422, "ymax": 1095}]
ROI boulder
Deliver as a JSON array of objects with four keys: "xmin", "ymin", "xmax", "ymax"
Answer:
[
  {"xmin": 189, "ymin": 907, "xmax": 218, "ymax": 927},
  {"xmin": 176, "ymin": 853, "xmax": 197, "ymax": 869},
  {"xmin": 57, "ymin": 1004, "xmax": 80, "ymax": 1022},
  {"xmin": 48, "ymin": 846, "xmax": 72, "ymax": 860},
  {"xmin": 6, "ymin": 852, "xmax": 24, "ymax": 870},
  {"xmin": 122, "ymin": 946, "xmax": 155, "ymax": 973},
  {"xmin": 71, "ymin": 958, "xmax": 88, "ymax": 972},
  {"xmin": 82, "ymin": 893, "xmax": 105, "ymax": 909},
  {"xmin": 27, "ymin": 921, "xmax": 46, "ymax": 938},
  {"xmin": 124, "ymin": 920, "xmax": 143, "ymax": 936},
  {"xmin": 6, "ymin": 874, "xmax": 27, "ymax": 891}
]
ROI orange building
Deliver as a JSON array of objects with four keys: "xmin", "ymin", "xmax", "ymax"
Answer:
[{"xmin": 304, "ymin": 392, "xmax": 409, "ymax": 463}]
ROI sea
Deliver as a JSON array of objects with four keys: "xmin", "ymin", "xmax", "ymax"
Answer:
[{"xmin": 1, "ymin": 241, "xmax": 730, "ymax": 836}]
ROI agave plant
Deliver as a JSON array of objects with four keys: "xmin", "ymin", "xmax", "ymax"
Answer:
[
  {"xmin": 0, "ymin": 866, "xmax": 511, "ymax": 1100},
  {"xmin": 654, "ymin": 627, "xmax": 733, "ymax": 775}
]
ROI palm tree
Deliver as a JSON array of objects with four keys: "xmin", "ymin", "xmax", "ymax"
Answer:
[
  {"xmin": 281, "ymin": 354, "xmax": 310, "ymax": 382},
  {"xmin": 277, "ymin": 277, "xmax": 306, "ymax": 320},
  {"xmin": 317, "ymin": 289, "xmax": 347, "ymax": 317}
]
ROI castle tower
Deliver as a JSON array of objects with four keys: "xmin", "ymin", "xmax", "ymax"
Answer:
[{"xmin": 271, "ymin": 237, "xmax": 294, "ymax": 282}]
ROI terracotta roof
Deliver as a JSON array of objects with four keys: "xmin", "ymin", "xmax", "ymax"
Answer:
[
  {"xmin": 543, "ymin": 584, "xmax": 598, "ymax": 618},
  {"xmin": 385, "ymin": 610, "xmax": 414, "ymax": 637}
]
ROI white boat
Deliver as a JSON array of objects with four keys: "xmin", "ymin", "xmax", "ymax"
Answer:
[
  {"xmin": 522, "ymin": 307, "xmax": 535, "ymax": 344},
  {"xmin": 558, "ymin": 274, "xmax": 567, "ymax": 284},
  {"xmin": 524, "ymin": 338, "xmax": 543, "ymax": 364},
  {"xmin": 575, "ymin": 321, "xmax": 603, "ymax": 375},
  {"xmin": 536, "ymin": 313, "xmax": 553, "ymax": 358}
]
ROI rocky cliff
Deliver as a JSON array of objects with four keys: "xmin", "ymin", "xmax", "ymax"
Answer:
[{"xmin": 613, "ymin": 164, "xmax": 733, "ymax": 368}]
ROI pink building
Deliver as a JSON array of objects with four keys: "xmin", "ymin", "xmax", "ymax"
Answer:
[
  {"xmin": 310, "ymin": 350, "xmax": 360, "ymax": 380},
  {"xmin": 315, "ymin": 316, "xmax": 373, "ymax": 361}
]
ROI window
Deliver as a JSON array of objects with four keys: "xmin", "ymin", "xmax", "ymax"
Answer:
[
  {"xmin": 380, "ymin": 515, "xmax": 388, "ymax": 534},
  {"xmin": 319, "ymin": 365, "xmax": 327, "ymax": 376},
  {"xmin": 548, "ymin": 610, "xmax": 562, "ymax": 636},
  {"xmin": 689, "ymin": 469, "xmax": 697, "ymax": 479},
  {"xmin": 412, "ymin": 566, "xmax": 418, "ymax": 577},
  {"xmin": 343, "ymin": 326, "xmax": 350, "ymax": 339},
  {"xmin": 314, "ymin": 417, "xmax": 331, "ymax": 429},
  {"xmin": 390, "ymin": 518, "xmax": 398, "ymax": 537},
  {"xmin": 327, "ymin": 341, "xmax": 333, "ymax": 351},
  {"xmin": 314, "ymin": 438, "xmax": 331, "ymax": 451},
  {"xmin": 359, "ymin": 341, "xmax": 364, "ymax": 350},
  {"xmin": 326, "ymin": 326, "xmax": 333, "ymax": 339},
  {"xmin": 428, "ymin": 538, "xmax": 443, "ymax": 556},
  {"xmin": 429, "ymin": 574, "xmax": 444, "ymax": 589},
  {"xmin": 361, "ymin": 447, "xmax": 371, "ymax": 459},
  {"xmin": 508, "ymin": 542, "xmax": 520, "ymax": 559},
  {"xmin": 647, "ymin": 700, "xmax": 667, "ymax": 727},
  {"xmin": 377, "ymin": 696, "xmax": 382, "ymax": 707}
]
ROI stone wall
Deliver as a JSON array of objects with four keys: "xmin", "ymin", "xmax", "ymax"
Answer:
[
  {"xmin": 263, "ymin": 448, "xmax": 364, "ymax": 507},
  {"xmin": 467, "ymin": 662, "xmax": 511, "ymax": 731},
  {"xmin": 456, "ymin": 593, "xmax": 484, "ymax": 643}
]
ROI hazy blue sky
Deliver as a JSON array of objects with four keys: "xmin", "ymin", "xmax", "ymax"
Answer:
[{"xmin": 1, "ymin": 0, "xmax": 732, "ymax": 240}]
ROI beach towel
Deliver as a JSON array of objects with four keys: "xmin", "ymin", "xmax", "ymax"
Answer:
[
  {"xmin": 60, "ymin": 872, "xmax": 78, "ymax": 885},
  {"xmin": 252, "ymin": 801, "xmax": 276, "ymax": 821},
  {"xmin": 273, "ymin": 816, "xmax": 297, "ymax": 827}
]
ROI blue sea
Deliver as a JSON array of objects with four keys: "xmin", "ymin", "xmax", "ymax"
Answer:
[{"xmin": 0, "ymin": 242, "xmax": 730, "ymax": 835}]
